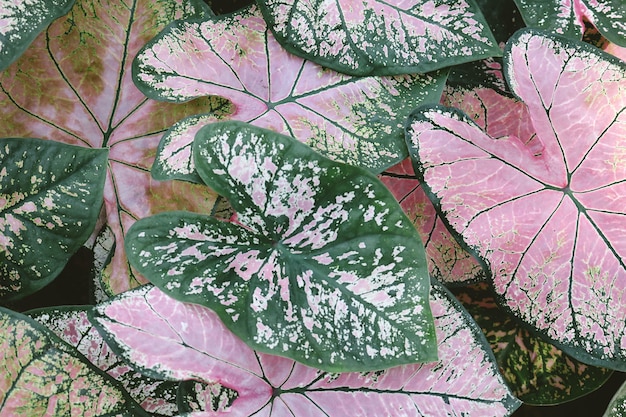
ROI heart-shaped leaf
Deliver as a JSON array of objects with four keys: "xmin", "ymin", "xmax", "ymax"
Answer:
[
  {"xmin": 0, "ymin": 0, "xmax": 229, "ymax": 296},
  {"xmin": 255, "ymin": 0, "xmax": 501, "ymax": 76},
  {"xmin": 90, "ymin": 283, "xmax": 521, "ymax": 416},
  {"xmin": 0, "ymin": 138, "xmax": 107, "ymax": 301},
  {"xmin": 135, "ymin": 4, "xmax": 448, "ymax": 174},
  {"xmin": 0, "ymin": 307, "xmax": 148, "ymax": 416},
  {"xmin": 0, "ymin": 0, "xmax": 75, "ymax": 71},
  {"xmin": 405, "ymin": 29, "xmax": 626, "ymax": 369},
  {"xmin": 126, "ymin": 121, "xmax": 436, "ymax": 372}
]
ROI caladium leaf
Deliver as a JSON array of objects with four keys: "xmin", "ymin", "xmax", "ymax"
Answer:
[
  {"xmin": 28, "ymin": 306, "xmax": 180, "ymax": 416},
  {"xmin": 255, "ymin": 0, "xmax": 501, "ymax": 76},
  {"xmin": 0, "ymin": 0, "xmax": 75, "ymax": 71},
  {"xmin": 0, "ymin": 138, "xmax": 107, "ymax": 301},
  {"xmin": 90, "ymin": 283, "xmax": 521, "ymax": 416},
  {"xmin": 126, "ymin": 121, "xmax": 437, "ymax": 372},
  {"xmin": 513, "ymin": 0, "xmax": 626, "ymax": 46},
  {"xmin": 0, "ymin": 307, "xmax": 148, "ymax": 416},
  {"xmin": 405, "ymin": 29, "xmax": 626, "ymax": 369},
  {"xmin": 0, "ymin": 0, "xmax": 228, "ymax": 297},
  {"xmin": 605, "ymin": 379, "xmax": 626, "ymax": 417},
  {"xmin": 135, "ymin": 4, "xmax": 448, "ymax": 174},
  {"xmin": 454, "ymin": 283, "xmax": 613, "ymax": 405}
]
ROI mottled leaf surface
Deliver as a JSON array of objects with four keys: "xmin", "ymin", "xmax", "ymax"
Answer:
[
  {"xmin": 91, "ymin": 284, "xmax": 521, "ymax": 416},
  {"xmin": 0, "ymin": 138, "xmax": 106, "ymax": 301},
  {"xmin": 29, "ymin": 306, "xmax": 180, "ymax": 416},
  {"xmin": 136, "ymin": 5, "xmax": 448, "ymax": 174},
  {"xmin": 454, "ymin": 283, "xmax": 613, "ymax": 405},
  {"xmin": 406, "ymin": 29, "xmax": 626, "ymax": 368},
  {"xmin": 0, "ymin": 0, "xmax": 74, "ymax": 71},
  {"xmin": 514, "ymin": 0, "xmax": 626, "ymax": 46},
  {"xmin": 0, "ymin": 0, "xmax": 226, "ymax": 296},
  {"xmin": 0, "ymin": 307, "xmax": 147, "ymax": 416},
  {"xmin": 256, "ymin": 0, "xmax": 501, "ymax": 76},
  {"xmin": 126, "ymin": 121, "xmax": 436, "ymax": 372}
]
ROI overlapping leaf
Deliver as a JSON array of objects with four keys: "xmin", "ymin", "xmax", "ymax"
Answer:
[
  {"xmin": 255, "ymin": 0, "xmax": 501, "ymax": 76},
  {"xmin": 406, "ymin": 29, "xmax": 626, "ymax": 368},
  {"xmin": 0, "ymin": 307, "xmax": 147, "ymax": 416},
  {"xmin": 90, "ymin": 283, "xmax": 521, "ymax": 416},
  {"xmin": 0, "ymin": 0, "xmax": 228, "ymax": 296},
  {"xmin": 126, "ymin": 121, "xmax": 436, "ymax": 372},
  {"xmin": 0, "ymin": 138, "xmax": 107, "ymax": 301},
  {"xmin": 605, "ymin": 380, "xmax": 626, "ymax": 416},
  {"xmin": 135, "ymin": 4, "xmax": 448, "ymax": 175}
]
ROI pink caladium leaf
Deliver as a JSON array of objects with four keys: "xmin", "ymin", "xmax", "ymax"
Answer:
[
  {"xmin": 0, "ymin": 0, "xmax": 74, "ymax": 71},
  {"xmin": 125, "ymin": 121, "xmax": 437, "ymax": 372},
  {"xmin": 255, "ymin": 0, "xmax": 501, "ymax": 76},
  {"xmin": 135, "ymin": 4, "xmax": 448, "ymax": 175},
  {"xmin": 0, "ymin": 307, "xmax": 148, "ymax": 416},
  {"xmin": 513, "ymin": 0, "xmax": 626, "ymax": 46},
  {"xmin": 0, "ymin": 0, "xmax": 230, "ymax": 297},
  {"xmin": 0, "ymin": 138, "xmax": 107, "ymax": 301},
  {"xmin": 405, "ymin": 29, "xmax": 626, "ymax": 369},
  {"xmin": 90, "ymin": 283, "xmax": 521, "ymax": 416}
]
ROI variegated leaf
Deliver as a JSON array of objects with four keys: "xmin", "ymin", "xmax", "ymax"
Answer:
[{"xmin": 605, "ymin": 379, "xmax": 626, "ymax": 417}]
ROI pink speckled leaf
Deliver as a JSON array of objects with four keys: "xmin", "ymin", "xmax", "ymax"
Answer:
[
  {"xmin": 136, "ymin": 4, "xmax": 448, "ymax": 175},
  {"xmin": 0, "ymin": 307, "xmax": 148, "ymax": 416},
  {"xmin": 91, "ymin": 284, "xmax": 521, "ymax": 416},
  {"xmin": 406, "ymin": 29, "xmax": 626, "ymax": 368},
  {"xmin": 0, "ymin": 138, "xmax": 107, "ymax": 301},
  {"xmin": 514, "ymin": 0, "xmax": 626, "ymax": 46},
  {"xmin": 0, "ymin": 0, "xmax": 229, "ymax": 297},
  {"xmin": 126, "ymin": 121, "xmax": 437, "ymax": 372},
  {"xmin": 256, "ymin": 0, "xmax": 501, "ymax": 76}
]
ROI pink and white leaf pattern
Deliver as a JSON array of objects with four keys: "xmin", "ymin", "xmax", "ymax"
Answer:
[
  {"xmin": 90, "ymin": 284, "xmax": 521, "ymax": 416},
  {"xmin": 136, "ymin": 4, "xmax": 448, "ymax": 174},
  {"xmin": 126, "ymin": 121, "xmax": 437, "ymax": 372},
  {"xmin": 406, "ymin": 29, "xmax": 626, "ymax": 368},
  {"xmin": 256, "ymin": 0, "xmax": 501, "ymax": 76}
]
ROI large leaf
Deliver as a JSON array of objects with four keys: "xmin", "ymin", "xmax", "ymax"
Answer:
[
  {"xmin": 0, "ymin": 138, "xmax": 107, "ymax": 301},
  {"xmin": 126, "ymin": 121, "xmax": 436, "ymax": 372},
  {"xmin": 405, "ymin": 29, "xmax": 626, "ymax": 369},
  {"xmin": 135, "ymin": 4, "xmax": 448, "ymax": 175},
  {"xmin": 91, "ymin": 283, "xmax": 521, "ymax": 416},
  {"xmin": 0, "ymin": 0, "xmax": 228, "ymax": 296},
  {"xmin": 0, "ymin": 307, "xmax": 147, "ymax": 416},
  {"xmin": 0, "ymin": 0, "xmax": 75, "ymax": 71},
  {"xmin": 255, "ymin": 0, "xmax": 501, "ymax": 76},
  {"xmin": 513, "ymin": 0, "xmax": 626, "ymax": 46}
]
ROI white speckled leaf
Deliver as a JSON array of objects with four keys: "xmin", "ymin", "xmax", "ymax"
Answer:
[
  {"xmin": 257, "ymin": 0, "xmax": 501, "ymax": 76},
  {"xmin": 136, "ymin": 4, "xmax": 448, "ymax": 174},
  {"xmin": 0, "ymin": 138, "xmax": 107, "ymax": 301},
  {"xmin": 605, "ymin": 379, "xmax": 626, "ymax": 417},
  {"xmin": 125, "ymin": 121, "xmax": 437, "ymax": 372},
  {"xmin": 91, "ymin": 283, "xmax": 521, "ymax": 416}
]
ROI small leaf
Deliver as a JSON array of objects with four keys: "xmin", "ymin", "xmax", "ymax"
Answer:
[
  {"xmin": 605, "ymin": 379, "xmax": 626, "ymax": 417},
  {"xmin": 256, "ymin": 0, "xmax": 501, "ymax": 76},
  {"xmin": 91, "ymin": 284, "xmax": 521, "ymax": 416},
  {"xmin": 0, "ymin": 307, "xmax": 147, "ymax": 416},
  {"xmin": 127, "ymin": 121, "xmax": 437, "ymax": 372},
  {"xmin": 0, "ymin": 138, "xmax": 107, "ymax": 301}
]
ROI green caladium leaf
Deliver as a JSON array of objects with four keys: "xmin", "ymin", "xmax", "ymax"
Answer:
[
  {"xmin": 605, "ymin": 380, "xmax": 626, "ymax": 416},
  {"xmin": 126, "ymin": 121, "xmax": 437, "ymax": 372},
  {"xmin": 0, "ymin": 0, "xmax": 75, "ymax": 71},
  {"xmin": 135, "ymin": 4, "xmax": 448, "ymax": 175},
  {"xmin": 454, "ymin": 283, "xmax": 613, "ymax": 405},
  {"xmin": 0, "ymin": 138, "xmax": 107, "ymax": 301},
  {"xmin": 0, "ymin": 307, "xmax": 148, "ymax": 416},
  {"xmin": 255, "ymin": 0, "xmax": 501, "ymax": 76}
]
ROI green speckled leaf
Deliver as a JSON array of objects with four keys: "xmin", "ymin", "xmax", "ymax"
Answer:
[{"xmin": 605, "ymin": 379, "xmax": 626, "ymax": 416}]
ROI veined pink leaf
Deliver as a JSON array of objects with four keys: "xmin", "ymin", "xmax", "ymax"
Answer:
[
  {"xmin": 513, "ymin": 0, "xmax": 626, "ymax": 46},
  {"xmin": 136, "ymin": 4, "xmax": 448, "ymax": 175},
  {"xmin": 90, "ymin": 284, "xmax": 521, "ymax": 416},
  {"xmin": 126, "ymin": 121, "xmax": 437, "ymax": 372},
  {"xmin": 0, "ymin": 307, "xmax": 148, "ymax": 416},
  {"xmin": 406, "ymin": 29, "xmax": 626, "ymax": 368},
  {"xmin": 255, "ymin": 0, "xmax": 501, "ymax": 76},
  {"xmin": 0, "ymin": 0, "xmax": 229, "ymax": 296}
]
